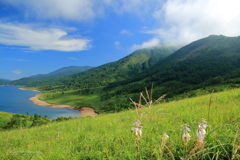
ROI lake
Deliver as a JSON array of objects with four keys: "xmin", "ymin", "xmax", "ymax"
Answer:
[{"xmin": 0, "ymin": 86, "xmax": 80, "ymax": 119}]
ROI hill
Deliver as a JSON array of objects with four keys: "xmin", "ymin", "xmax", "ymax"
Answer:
[
  {"xmin": 21, "ymin": 35, "xmax": 240, "ymax": 114},
  {"xmin": 6, "ymin": 66, "xmax": 93, "ymax": 87},
  {"xmin": 10, "ymin": 44, "xmax": 177, "ymax": 91},
  {"xmin": 30, "ymin": 66, "xmax": 93, "ymax": 78},
  {"xmin": 104, "ymin": 35, "xmax": 240, "ymax": 100},
  {"xmin": 0, "ymin": 78, "xmax": 11, "ymax": 84},
  {"xmin": 1, "ymin": 87, "xmax": 239, "ymax": 159}
]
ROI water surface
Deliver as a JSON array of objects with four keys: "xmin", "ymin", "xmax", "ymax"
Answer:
[{"xmin": 0, "ymin": 86, "xmax": 80, "ymax": 119}]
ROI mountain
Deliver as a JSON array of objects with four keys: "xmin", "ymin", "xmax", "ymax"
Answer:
[
  {"xmin": 0, "ymin": 78, "xmax": 11, "ymax": 84},
  {"xmin": 6, "ymin": 66, "xmax": 93, "ymax": 87},
  {"xmin": 104, "ymin": 35, "xmax": 240, "ymax": 99},
  {"xmin": 30, "ymin": 66, "xmax": 93, "ymax": 78},
  {"xmin": 26, "ymin": 44, "xmax": 178, "ymax": 91},
  {"xmin": 7, "ymin": 44, "xmax": 178, "ymax": 90}
]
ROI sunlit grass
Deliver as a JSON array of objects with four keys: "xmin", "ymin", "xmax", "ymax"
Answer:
[{"xmin": 0, "ymin": 88, "xmax": 239, "ymax": 159}]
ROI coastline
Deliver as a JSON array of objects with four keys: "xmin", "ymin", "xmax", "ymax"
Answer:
[{"xmin": 19, "ymin": 88, "xmax": 98, "ymax": 117}]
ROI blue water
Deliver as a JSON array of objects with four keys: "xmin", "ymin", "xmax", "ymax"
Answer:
[{"xmin": 0, "ymin": 86, "xmax": 80, "ymax": 119}]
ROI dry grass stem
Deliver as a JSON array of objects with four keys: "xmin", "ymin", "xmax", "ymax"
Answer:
[
  {"xmin": 164, "ymin": 144, "xmax": 175, "ymax": 160},
  {"xmin": 218, "ymin": 140, "xmax": 230, "ymax": 160},
  {"xmin": 208, "ymin": 95, "xmax": 212, "ymax": 121},
  {"xmin": 153, "ymin": 94, "xmax": 167, "ymax": 105}
]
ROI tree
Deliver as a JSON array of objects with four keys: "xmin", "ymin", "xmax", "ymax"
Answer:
[
  {"xmin": 27, "ymin": 110, "xmax": 30, "ymax": 115},
  {"xmin": 34, "ymin": 113, "xmax": 38, "ymax": 120},
  {"xmin": 45, "ymin": 115, "xmax": 48, "ymax": 119}
]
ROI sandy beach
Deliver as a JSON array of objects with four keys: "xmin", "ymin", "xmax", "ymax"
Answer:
[{"xmin": 23, "ymin": 89, "xmax": 98, "ymax": 117}]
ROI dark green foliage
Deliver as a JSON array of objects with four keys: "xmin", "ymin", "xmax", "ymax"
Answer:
[
  {"xmin": 26, "ymin": 110, "xmax": 30, "ymax": 115},
  {"xmin": 1, "ymin": 112, "xmax": 74, "ymax": 130},
  {"xmin": 34, "ymin": 113, "xmax": 38, "ymax": 120},
  {"xmin": 3, "ymin": 114, "xmax": 30, "ymax": 129},
  {"xmin": 55, "ymin": 116, "xmax": 73, "ymax": 122},
  {"xmin": 104, "ymin": 35, "xmax": 240, "ymax": 100}
]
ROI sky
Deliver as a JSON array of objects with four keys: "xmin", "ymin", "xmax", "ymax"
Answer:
[{"xmin": 1, "ymin": 0, "xmax": 240, "ymax": 80}]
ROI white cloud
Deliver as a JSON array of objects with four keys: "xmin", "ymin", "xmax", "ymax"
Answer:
[
  {"xmin": 0, "ymin": 23, "xmax": 91, "ymax": 51},
  {"xmin": 148, "ymin": 0, "xmax": 240, "ymax": 45},
  {"xmin": 2, "ymin": 0, "xmax": 240, "ymax": 48},
  {"xmin": 1, "ymin": 0, "xmax": 164, "ymax": 21},
  {"xmin": 12, "ymin": 69, "xmax": 22, "ymax": 75},
  {"xmin": 2, "ymin": 0, "xmax": 96, "ymax": 21},
  {"xmin": 120, "ymin": 29, "xmax": 132, "ymax": 35},
  {"xmin": 131, "ymin": 37, "xmax": 160, "ymax": 51},
  {"xmin": 68, "ymin": 57, "xmax": 78, "ymax": 60},
  {"xmin": 114, "ymin": 41, "xmax": 122, "ymax": 49}
]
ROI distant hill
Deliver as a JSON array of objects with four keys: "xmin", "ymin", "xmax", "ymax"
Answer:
[
  {"xmin": 0, "ymin": 78, "xmax": 11, "ymax": 84},
  {"xmin": 30, "ymin": 66, "xmax": 93, "ymax": 78},
  {"xmin": 104, "ymin": 35, "xmax": 240, "ymax": 99},
  {"xmin": 6, "ymin": 66, "xmax": 93, "ymax": 87}
]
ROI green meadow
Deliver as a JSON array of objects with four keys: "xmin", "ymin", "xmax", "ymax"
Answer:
[{"xmin": 0, "ymin": 88, "xmax": 240, "ymax": 159}]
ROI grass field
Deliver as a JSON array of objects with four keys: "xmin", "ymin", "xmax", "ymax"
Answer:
[{"xmin": 0, "ymin": 88, "xmax": 239, "ymax": 159}]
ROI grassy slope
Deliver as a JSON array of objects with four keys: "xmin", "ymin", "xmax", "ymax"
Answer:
[
  {"xmin": 1, "ymin": 88, "xmax": 239, "ymax": 159},
  {"xmin": 39, "ymin": 90, "xmax": 102, "ymax": 109}
]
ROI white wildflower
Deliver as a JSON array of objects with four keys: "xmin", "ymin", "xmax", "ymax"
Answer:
[
  {"xmin": 197, "ymin": 118, "xmax": 208, "ymax": 143},
  {"xmin": 180, "ymin": 124, "xmax": 191, "ymax": 143},
  {"xmin": 162, "ymin": 132, "xmax": 169, "ymax": 142},
  {"xmin": 131, "ymin": 120, "xmax": 143, "ymax": 136}
]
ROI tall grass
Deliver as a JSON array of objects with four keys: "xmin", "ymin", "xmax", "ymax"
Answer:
[{"xmin": 0, "ymin": 88, "xmax": 239, "ymax": 159}]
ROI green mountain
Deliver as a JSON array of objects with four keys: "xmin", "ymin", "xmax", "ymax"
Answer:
[
  {"xmin": 30, "ymin": 66, "xmax": 93, "ymax": 78},
  {"xmin": 13, "ymin": 44, "xmax": 177, "ymax": 91},
  {"xmin": 15, "ymin": 35, "xmax": 240, "ymax": 114},
  {"xmin": 104, "ymin": 35, "xmax": 240, "ymax": 100},
  {"xmin": 0, "ymin": 78, "xmax": 11, "ymax": 84},
  {"xmin": 6, "ymin": 66, "xmax": 93, "ymax": 87}
]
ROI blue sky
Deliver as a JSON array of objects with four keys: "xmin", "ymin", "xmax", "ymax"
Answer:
[{"xmin": 1, "ymin": 0, "xmax": 240, "ymax": 80}]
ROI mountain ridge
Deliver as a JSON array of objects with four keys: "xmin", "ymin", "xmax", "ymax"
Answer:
[
  {"xmin": 7, "ymin": 44, "xmax": 178, "ymax": 90},
  {"xmin": 30, "ymin": 66, "xmax": 93, "ymax": 78}
]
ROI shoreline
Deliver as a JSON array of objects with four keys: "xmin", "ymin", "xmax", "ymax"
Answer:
[
  {"xmin": 19, "ymin": 88, "xmax": 49, "ymax": 93},
  {"xmin": 19, "ymin": 88, "xmax": 98, "ymax": 118}
]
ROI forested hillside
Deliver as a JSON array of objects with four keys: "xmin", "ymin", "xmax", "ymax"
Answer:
[
  {"xmin": 104, "ymin": 35, "xmax": 240, "ymax": 100},
  {"xmin": 7, "ymin": 35, "xmax": 240, "ymax": 114},
  {"xmin": 9, "ymin": 44, "xmax": 177, "ymax": 91}
]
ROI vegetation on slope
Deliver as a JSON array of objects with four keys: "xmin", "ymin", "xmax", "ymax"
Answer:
[
  {"xmin": 0, "ymin": 88, "xmax": 239, "ymax": 159},
  {"xmin": 30, "ymin": 66, "xmax": 93, "ymax": 78},
  {"xmin": 0, "ymin": 112, "xmax": 14, "ymax": 129},
  {"xmin": 7, "ymin": 44, "xmax": 177, "ymax": 91},
  {"xmin": 5, "ymin": 35, "xmax": 240, "ymax": 114},
  {"xmin": 6, "ymin": 66, "xmax": 93, "ymax": 87},
  {"xmin": 0, "ymin": 78, "xmax": 11, "ymax": 85},
  {"xmin": 104, "ymin": 35, "xmax": 240, "ymax": 99},
  {"xmin": 35, "ymin": 35, "xmax": 240, "ymax": 114}
]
